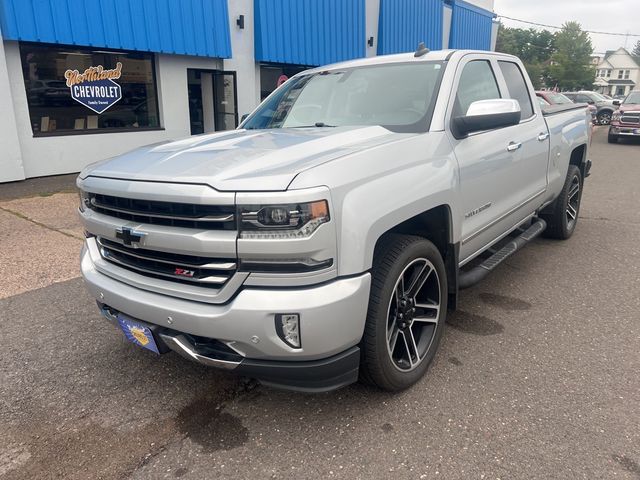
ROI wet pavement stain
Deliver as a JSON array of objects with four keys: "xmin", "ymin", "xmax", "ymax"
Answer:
[
  {"xmin": 479, "ymin": 292, "xmax": 532, "ymax": 311},
  {"xmin": 447, "ymin": 311, "xmax": 504, "ymax": 336},
  {"xmin": 176, "ymin": 397, "xmax": 249, "ymax": 453},
  {"xmin": 448, "ymin": 356, "xmax": 463, "ymax": 366},
  {"xmin": 174, "ymin": 467, "xmax": 189, "ymax": 477},
  {"xmin": 2, "ymin": 419, "xmax": 176, "ymax": 480},
  {"xmin": 612, "ymin": 454, "xmax": 640, "ymax": 478},
  {"xmin": 381, "ymin": 423, "xmax": 394, "ymax": 433}
]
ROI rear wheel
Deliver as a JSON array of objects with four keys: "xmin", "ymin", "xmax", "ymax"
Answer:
[
  {"xmin": 360, "ymin": 235, "xmax": 447, "ymax": 391},
  {"xmin": 541, "ymin": 165, "xmax": 583, "ymax": 240}
]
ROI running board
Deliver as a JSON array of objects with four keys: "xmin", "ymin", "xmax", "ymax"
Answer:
[{"xmin": 458, "ymin": 218, "xmax": 547, "ymax": 290}]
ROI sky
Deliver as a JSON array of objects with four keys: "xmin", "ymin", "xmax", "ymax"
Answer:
[{"xmin": 493, "ymin": 0, "xmax": 640, "ymax": 55}]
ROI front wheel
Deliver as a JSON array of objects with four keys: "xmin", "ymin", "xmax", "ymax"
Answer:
[
  {"xmin": 541, "ymin": 165, "xmax": 583, "ymax": 240},
  {"xmin": 598, "ymin": 111, "xmax": 612, "ymax": 125},
  {"xmin": 360, "ymin": 235, "xmax": 447, "ymax": 391}
]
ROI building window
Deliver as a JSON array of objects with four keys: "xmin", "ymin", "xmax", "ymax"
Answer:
[
  {"xmin": 617, "ymin": 70, "xmax": 624, "ymax": 79},
  {"xmin": 19, "ymin": 43, "xmax": 160, "ymax": 135},
  {"xmin": 624, "ymin": 70, "xmax": 630, "ymax": 79},
  {"xmin": 606, "ymin": 70, "xmax": 611, "ymax": 78}
]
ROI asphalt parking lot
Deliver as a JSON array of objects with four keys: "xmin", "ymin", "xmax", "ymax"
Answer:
[{"xmin": 1, "ymin": 127, "xmax": 639, "ymax": 480}]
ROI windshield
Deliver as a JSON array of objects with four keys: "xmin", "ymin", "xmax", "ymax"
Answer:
[
  {"xmin": 546, "ymin": 92, "xmax": 573, "ymax": 104},
  {"xmin": 590, "ymin": 92, "xmax": 608, "ymax": 101},
  {"xmin": 242, "ymin": 62, "xmax": 445, "ymax": 132},
  {"xmin": 623, "ymin": 92, "xmax": 640, "ymax": 104}
]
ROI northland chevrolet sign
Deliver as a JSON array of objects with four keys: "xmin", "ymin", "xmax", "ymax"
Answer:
[{"xmin": 64, "ymin": 63, "xmax": 123, "ymax": 114}]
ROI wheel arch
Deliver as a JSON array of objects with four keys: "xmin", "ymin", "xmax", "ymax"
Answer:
[
  {"xmin": 569, "ymin": 143, "xmax": 588, "ymax": 180},
  {"xmin": 372, "ymin": 205, "xmax": 459, "ymax": 310}
]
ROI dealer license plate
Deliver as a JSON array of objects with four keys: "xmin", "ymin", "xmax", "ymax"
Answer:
[{"xmin": 117, "ymin": 314, "xmax": 160, "ymax": 354}]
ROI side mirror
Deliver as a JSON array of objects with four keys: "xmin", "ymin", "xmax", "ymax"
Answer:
[
  {"xmin": 452, "ymin": 99, "xmax": 521, "ymax": 139},
  {"xmin": 613, "ymin": 100, "xmax": 621, "ymax": 106},
  {"xmin": 240, "ymin": 113, "xmax": 249, "ymax": 123}
]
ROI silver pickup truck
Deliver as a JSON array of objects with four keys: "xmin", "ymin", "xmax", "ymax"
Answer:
[{"xmin": 78, "ymin": 49, "xmax": 592, "ymax": 392}]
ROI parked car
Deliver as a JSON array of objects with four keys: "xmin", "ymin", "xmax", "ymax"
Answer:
[
  {"xmin": 563, "ymin": 91, "xmax": 617, "ymax": 125},
  {"xmin": 536, "ymin": 91, "xmax": 596, "ymax": 123},
  {"xmin": 77, "ymin": 50, "xmax": 592, "ymax": 392},
  {"xmin": 608, "ymin": 91, "xmax": 640, "ymax": 143}
]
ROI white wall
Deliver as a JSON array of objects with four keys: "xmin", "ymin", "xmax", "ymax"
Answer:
[
  {"xmin": 224, "ymin": 0, "xmax": 260, "ymax": 118},
  {"xmin": 442, "ymin": 5, "xmax": 453, "ymax": 49},
  {"xmin": 365, "ymin": 0, "xmax": 381, "ymax": 57},
  {"xmin": 464, "ymin": 0, "xmax": 494, "ymax": 12},
  {"xmin": 0, "ymin": 38, "xmax": 26, "ymax": 182},
  {"xmin": 3, "ymin": 42, "xmax": 222, "ymax": 181}
]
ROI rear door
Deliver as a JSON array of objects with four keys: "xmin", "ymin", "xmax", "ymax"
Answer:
[{"xmin": 496, "ymin": 59, "xmax": 549, "ymax": 201}]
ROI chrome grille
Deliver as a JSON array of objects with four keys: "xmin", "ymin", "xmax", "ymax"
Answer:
[
  {"xmin": 621, "ymin": 113, "xmax": 640, "ymax": 124},
  {"xmin": 97, "ymin": 237, "xmax": 236, "ymax": 288},
  {"xmin": 88, "ymin": 193, "xmax": 236, "ymax": 230}
]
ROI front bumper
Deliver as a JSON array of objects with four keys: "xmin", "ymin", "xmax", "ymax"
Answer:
[
  {"xmin": 81, "ymin": 244, "xmax": 371, "ymax": 391},
  {"xmin": 609, "ymin": 125, "xmax": 640, "ymax": 136}
]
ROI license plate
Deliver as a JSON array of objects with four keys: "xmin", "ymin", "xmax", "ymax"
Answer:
[{"xmin": 117, "ymin": 314, "xmax": 160, "ymax": 354}]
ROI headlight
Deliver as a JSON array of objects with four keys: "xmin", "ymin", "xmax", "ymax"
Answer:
[
  {"xmin": 239, "ymin": 200, "xmax": 330, "ymax": 239},
  {"xmin": 612, "ymin": 111, "xmax": 621, "ymax": 122}
]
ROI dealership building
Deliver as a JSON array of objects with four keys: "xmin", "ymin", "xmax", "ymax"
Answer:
[{"xmin": 0, "ymin": 0, "xmax": 496, "ymax": 183}]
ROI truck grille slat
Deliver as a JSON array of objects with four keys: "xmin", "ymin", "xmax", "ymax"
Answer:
[
  {"xmin": 97, "ymin": 237, "xmax": 235, "ymax": 288},
  {"xmin": 88, "ymin": 193, "xmax": 236, "ymax": 230},
  {"xmin": 620, "ymin": 113, "xmax": 640, "ymax": 124}
]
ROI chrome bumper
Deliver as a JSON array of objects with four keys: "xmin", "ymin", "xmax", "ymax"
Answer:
[{"xmin": 82, "ymin": 244, "xmax": 371, "ymax": 362}]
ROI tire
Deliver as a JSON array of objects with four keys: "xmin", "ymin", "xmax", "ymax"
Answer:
[
  {"xmin": 597, "ymin": 110, "xmax": 612, "ymax": 125},
  {"xmin": 608, "ymin": 130, "xmax": 618, "ymax": 144},
  {"xmin": 541, "ymin": 165, "xmax": 583, "ymax": 240},
  {"xmin": 360, "ymin": 234, "xmax": 447, "ymax": 391}
]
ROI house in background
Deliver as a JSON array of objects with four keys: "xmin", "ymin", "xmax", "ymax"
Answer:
[{"xmin": 593, "ymin": 47, "xmax": 639, "ymax": 97}]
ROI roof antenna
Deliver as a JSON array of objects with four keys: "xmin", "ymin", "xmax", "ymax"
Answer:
[{"xmin": 414, "ymin": 42, "xmax": 429, "ymax": 57}]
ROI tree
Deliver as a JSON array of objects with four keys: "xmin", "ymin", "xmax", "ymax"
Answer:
[
  {"xmin": 495, "ymin": 24, "xmax": 555, "ymax": 89},
  {"xmin": 632, "ymin": 40, "xmax": 640, "ymax": 62},
  {"xmin": 548, "ymin": 22, "xmax": 595, "ymax": 90}
]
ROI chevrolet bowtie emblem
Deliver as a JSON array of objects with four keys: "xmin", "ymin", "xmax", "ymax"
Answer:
[{"xmin": 115, "ymin": 227, "xmax": 146, "ymax": 246}]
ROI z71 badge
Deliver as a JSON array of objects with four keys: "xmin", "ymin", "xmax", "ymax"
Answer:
[{"xmin": 174, "ymin": 268, "xmax": 196, "ymax": 278}]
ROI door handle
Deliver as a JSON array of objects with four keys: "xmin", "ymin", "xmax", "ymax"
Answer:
[
  {"xmin": 507, "ymin": 141, "xmax": 522, "ymax": 152},
  {"xmin": 537, "ymin": 132, "xmax": 549, "ymax": 141}
]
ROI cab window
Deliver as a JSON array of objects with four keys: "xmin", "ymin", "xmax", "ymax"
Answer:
[
  {"xmin": 453, "ymin": 60, "xmax": 500, "ymax": 118},
  {"xmin": 498, "ymin": 61, "xmax": 534, "ymax": 119}
]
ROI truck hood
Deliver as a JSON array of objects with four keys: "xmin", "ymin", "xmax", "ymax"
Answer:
[
  {"xmin": 80, "ymin": 126, "xmax": 408, "ymax": 191},
  {"xmin": 617, "ymin": 104, "xmax": 640, "ymax": 113}
]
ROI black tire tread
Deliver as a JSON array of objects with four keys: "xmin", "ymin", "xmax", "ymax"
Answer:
[
  {"xmin": 541, "ymin": 165, "xmax": 582, "ymax": 240},
  {"xmin": 359, "ymin": 234, "xmax": 445, "ymax": 390}
]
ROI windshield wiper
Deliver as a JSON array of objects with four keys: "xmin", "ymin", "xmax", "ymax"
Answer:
[{"xmin": 290, "ymin": 122, "xmax": 337, "ymax": 128}]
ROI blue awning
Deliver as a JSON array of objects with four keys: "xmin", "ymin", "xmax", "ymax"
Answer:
[
  {"xmin": 0, "ymin": 0, "xmax": 232, "ymax": 58},
  {"xmin": 377, "ymin": 0, "xmax": 443, "ymax": 55},
  {"xmin": 448, "ymin": 0, "xmax": 494, "ymax": 50},
  {"xmin": 254, "ymin": 0, "xmax": 366, "ymax": 67}
]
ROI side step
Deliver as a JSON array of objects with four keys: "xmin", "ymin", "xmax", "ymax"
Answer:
[{"xmin": 458, "ymin": 218, "xmax": 547, "ymax": 290}]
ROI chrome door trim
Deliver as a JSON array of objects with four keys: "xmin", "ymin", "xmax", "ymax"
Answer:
[
  {"xmin": 461, "ymin": 188, "xmax": 546, "ymax": 245},
  {"xmin": 459, "ymin": 212, "xmax": 536, "ymax": 267}
]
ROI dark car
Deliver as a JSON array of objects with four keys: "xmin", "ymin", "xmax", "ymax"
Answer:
[
  {"xmin": 562, "ymin": 91, "xmax": 617, "ymax": 125},
  {"xmin": 608, "ymin": 91, "xmax": 640, "ymax": 143}
]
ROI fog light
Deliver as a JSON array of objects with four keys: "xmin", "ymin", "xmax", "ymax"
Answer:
[{"xmin": 275, "ymin": 313, "xmax": 301, "ymax": 348}]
